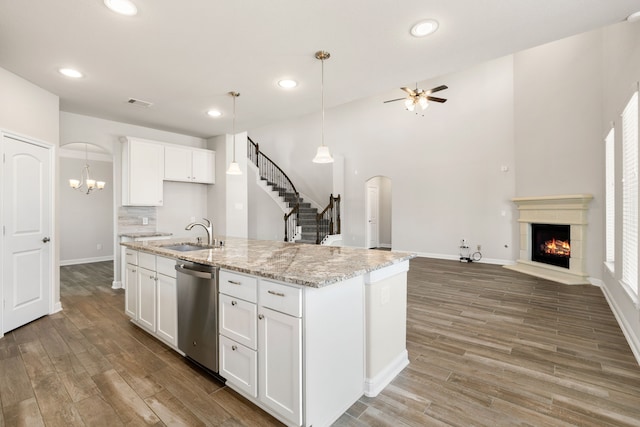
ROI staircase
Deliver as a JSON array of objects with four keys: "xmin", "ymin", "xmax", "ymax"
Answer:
[{"xmin": 248, "ymin": 137, "xmax": 340, "ymax": 244}]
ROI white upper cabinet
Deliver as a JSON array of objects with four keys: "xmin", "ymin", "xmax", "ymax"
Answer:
[
  {"xmin": 165, "ymin": 145, "xmax": 215, "ymax": 184},
  {"xmin": 121, "ymin": 137, "xmax": 164, "ymax": 206}
]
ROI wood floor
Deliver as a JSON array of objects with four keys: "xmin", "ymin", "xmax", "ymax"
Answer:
[{"xmin": 1, "ymin": 258, "xmax": 639, "ymax": 426}]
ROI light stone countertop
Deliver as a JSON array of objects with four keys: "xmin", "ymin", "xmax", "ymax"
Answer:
[
  {"xmin": 119, "ymin": 231, "xmax": 173, "ymax": 238},
  {"xmin": 121, "ymin": 237, "xmax": 416, "ymax": 288}
]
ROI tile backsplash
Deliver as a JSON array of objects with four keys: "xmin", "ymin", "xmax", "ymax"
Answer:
[{"xmin": 118, "ymin": 206, "xmax": 157, "ymax": 234}]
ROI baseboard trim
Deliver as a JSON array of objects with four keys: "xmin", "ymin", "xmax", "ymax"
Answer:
[
  {"xmin": 60, "ymin": 256, "xmax": 113, "ymax": 266},
  {"xmin": 112, "ymin": 280, "xmax": 123, "ymax": 290},
  {"xmin": 599, "ymin": 283, "xmax": 640, "ymax": 366},
  {"xmin": 364, "ymin": 350, "xmax": 409, "ymax": 397},
  {"xmin": 52, "ymin": 301, "xmax": 63, "ymax": 314},
  {"xmin": 411, "ymin": 251, "xmax": 513, "ymax": 266}
]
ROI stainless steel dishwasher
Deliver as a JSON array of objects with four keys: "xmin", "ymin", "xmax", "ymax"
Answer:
[{"xmin": 175, "ymin": 261, "xmax": 220, "ymax": 374}]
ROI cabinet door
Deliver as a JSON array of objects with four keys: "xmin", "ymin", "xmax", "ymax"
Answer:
[
  {"xmin": 137, "ymin": 267, "xmax": 156, "ymax": 333},
  {"xmin": 220, "ymin": 293, "xmax": 257, "ymax": 349},
  {"xmin": 258, "ymin": 307, "xmax": 302, "ymax": 426},
  {"xmin": 156, "ymin": 273, "xmax": 177, "ymax": 345},
  {"xmin": 192, "ymin": 149, "xmax": 215, "ymax": 184},
  {"xmin": 220, "ymin": 335, "xmax": 257, "ymax": 398},
  {"xmin": 125, "ymin": 264, "xmax": 138, "ymax": 319},
  {"xmin": 124, "ymin": 139, "xmax": 164, "ymax": 206},
  {"xmin": 164, "ymin": 145, "xmax": 192, "ymax": 182}
]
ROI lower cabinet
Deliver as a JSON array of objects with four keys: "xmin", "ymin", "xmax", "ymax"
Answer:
[
  {"xmin": 124, "ymin": 250, "xmax": 177, "ymax": 348},
  {"xmin": 258, "ymin": 306, "xmax": 302, "ymax": 425}
]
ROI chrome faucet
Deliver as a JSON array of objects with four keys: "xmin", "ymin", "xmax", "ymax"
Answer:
[{"xmin": 185, "ymin": 218, "xmax": 214, "ymax": 246}]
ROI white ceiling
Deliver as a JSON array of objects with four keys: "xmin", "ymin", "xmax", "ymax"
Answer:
[{"xmin": 1, "ymin": 0, "xmax": 639, "ymax": 139}]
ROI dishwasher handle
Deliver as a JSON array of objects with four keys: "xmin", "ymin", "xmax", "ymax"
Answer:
[{"xmin": 175, "ymin": 263, "xmax": 215, "ymax": 280}]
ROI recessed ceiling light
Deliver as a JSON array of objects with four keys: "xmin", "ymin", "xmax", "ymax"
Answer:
[
  {"xmin": 410, "ymin": 19, "xmax": 439, "ymax": 37},
  {"xmin": 627, "ymin": 11, "xmax": 640, "ymax": 22},
  {"xmin": 207, "ymin": 110, "xmax": 223, "ymax": 118},
  {"xmin": 104, "ymin": 0, "xmax": 138, "ymax": 16},
  {"xmin": 58, "ymin": 68, "xmax": 83, "ymax": 78},
  {"xmin": 278, "ymin": 79, "xmax": 298, "ymax": 89}
]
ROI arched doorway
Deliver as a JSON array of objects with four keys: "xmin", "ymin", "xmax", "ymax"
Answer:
[
  {"xmin": 59, "ymin": 142, "xmax": 114, "ymax": 271},
  {"xmin": 365, "ymin": 176, "xmax": 392, "ymax": 249}
]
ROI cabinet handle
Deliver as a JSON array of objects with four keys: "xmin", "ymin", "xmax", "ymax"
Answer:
[
  {"xmin": 267, "ymin": 290, "xmax": 285, "ymax": 297},
  {"xmin": 232, "ymin": 345, "xmax": 237, "ymax": 351},
  {"xmin": 231, "ymin": 300, "xmax": 237, "ymax": 306},
  {"xmin": 150, "ymin": 275, "xmax": 155, "ymax": 279},
  {"xmin": 258, "ymin": 314, "xmax": 264, "ymax": 320},
  {"xmin": 228, "ymin": 280, "xmax": 241, "ymax": 285},
  {"xmin": 132, "ymin": 269, "xmax": 136, "ymax": 272}
]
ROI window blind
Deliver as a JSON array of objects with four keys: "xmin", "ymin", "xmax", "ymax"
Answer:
[
  {"xmin": 605, "ymin": 128, "xmax": 615, "ymax": 265},
  {"xmin": 621, "ymin": 91, "xmax": 638, "ymax": 295}
]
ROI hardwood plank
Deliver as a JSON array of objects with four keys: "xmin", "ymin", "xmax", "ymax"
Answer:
[
  {"xmin": 74, "ymin": 395, "xmax": 124, "ymax": 427},
  {"xmin": 18, "ymin": 340, "xmax": 55, "ymax": 380},
  {"xmin": 91, "ymin": 368, "xmax": 161, "ymax": 425},
  {"xmin": 144, "ymin": 389, "xmax": 206, "ymax": 426},
  {"xmin": 31, "ymin": 372, "xmax": 85, "ymax": 427},
  {"xmin": 209, "ymin": 388, "xmax": 282, "ymax": 427},
  {"xmin": 2, "ymin": 398, "xmax": 44, "ymax": 427},
  {"xmin": 0, "ymin": 356, "xmax": 34, "ymax": 408}
]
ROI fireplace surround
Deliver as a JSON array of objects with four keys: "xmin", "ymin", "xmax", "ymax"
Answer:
[{"xmin": 505, "ymin": 194, "xmax": 593, "ymax": 285}]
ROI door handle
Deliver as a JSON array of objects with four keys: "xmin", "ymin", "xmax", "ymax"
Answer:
[{"xmin": 42, "ymin": 237, "xmax": 50, "ymax": 243}]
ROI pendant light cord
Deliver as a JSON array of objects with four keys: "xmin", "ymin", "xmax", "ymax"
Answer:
[
  {"xmin": 321, "ymin": 56, "xmax": 325, "ymax": 148},
  {"xmin": 232, "ymin": 94, "xmax": 236, "ymax": 162}
]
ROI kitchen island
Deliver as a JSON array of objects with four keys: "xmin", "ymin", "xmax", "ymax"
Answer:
[{"xmin": 121, "ymin": 237, "xmax": 415, "ymax": 427}]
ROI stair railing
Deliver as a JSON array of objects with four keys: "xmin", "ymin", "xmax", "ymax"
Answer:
[
  {"xmin": 316, "ymin": 194, "xmax": 341, "ymax": 244},
  {"xmin": 248, "ymin": 137, "xmax": 300, "ymax": 241}
]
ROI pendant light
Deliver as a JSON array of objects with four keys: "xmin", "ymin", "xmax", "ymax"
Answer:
[
  {"xmin": 226, "ymin": 91, "xmax": 242, "ymax": 175},
  {"xmin": 68, "ymin": 143, "xmax": 106, "ymax": 195},
  {"xmin": 312, "ymin": 50, "xmax": 334, "ymax": 164}
]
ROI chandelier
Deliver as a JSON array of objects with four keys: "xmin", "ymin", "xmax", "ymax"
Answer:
[{"xmin": 68, "ymin": 143, "xmax": 106, "ymax": 194}]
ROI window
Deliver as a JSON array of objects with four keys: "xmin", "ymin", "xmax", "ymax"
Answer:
[
  {"xmin": 621, "ymin": 91, "xmax": 638, "ymax": 295},
  {"xmin": 605, "ymin": 127, "xmax": 615, "ymax": 267}
]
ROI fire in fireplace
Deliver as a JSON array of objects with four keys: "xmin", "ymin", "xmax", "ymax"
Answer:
[{"xmin": 531, "ymin": 223, "xmax": 570, "ymax": 269}]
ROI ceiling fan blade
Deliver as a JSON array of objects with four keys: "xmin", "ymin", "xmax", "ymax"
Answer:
[
  {"xmin": 426, "ymin": 85, "xmax": 448, "ymax": 95},
  {"xmin": 383, "ymin": 98, "xmax": 406, "ymax": 103},
  {"xmin": 400, "ymin": 87, "xmax": 416, "ymax": 96},
  {"xmin": 426, "ymin": 96, "xmax": 447, "ymax": 103}
]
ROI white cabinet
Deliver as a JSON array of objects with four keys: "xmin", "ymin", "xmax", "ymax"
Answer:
[
  {"xmin": 258, "ymin": 305, "xmax": 302, "ymax": 426},
  {"xmin": 137, "ymin": 267, "xmax": 156, "ymax": 332},
  {"xmin": 125, "ymin": 250, "xmax": 177, "ymax": 348},
  {"xmin": 219, "ymin": 271, "xmax": 365, "ymax": 427},
  {"xmin": 124, "ymin": 256, "xmax": 138, "ymax": 319},
  {"xmin": 165, "ymin": 145, "xmax": 215, "ymax": 184},
  {"xmin": 121, "ymin": 137, "xmax": 164, "ymax": 206},
  {"xmin": 219, "ymin": 270, "xmax": 258, "ymax": 398}
]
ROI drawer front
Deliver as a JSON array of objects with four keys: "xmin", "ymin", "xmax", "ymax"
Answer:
[
  {"xmin": 219, "ymin": 335, "xmax": 257, "ymax": 398},
  {"xmin": 220, "ymin": 270, "xmax": 257, "ymax": 303},
  {"xmin": 156, "ymin": 256, "xmax": 176, "ymax": 278},
  {"xmin": 138, "ymin": 252, "xmax": 156, "ymax": 271},
  {"xmin": 259, "ymin": 280, "xmax": 302, "ymax": 318},
  {"xmin": 125, "ymin": 250, "xmax": 138, "ymax": 266},
  {"xmin": 220, "ymin": 294, "xmax": 257, "ymax": 350}
]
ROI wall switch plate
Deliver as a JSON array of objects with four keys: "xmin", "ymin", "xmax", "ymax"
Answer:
[
  {"xmin": 97, "ymin": 243, "xmax": 102, "ymax": 250},
  {"xmin": 142, "ymin": 217, "xmax": 149, "ymax": 225}
]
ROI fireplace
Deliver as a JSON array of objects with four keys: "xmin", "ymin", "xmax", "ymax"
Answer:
[
  {"xmin": 531, "ymin": 224, "xmax": 570, "ymax": 269},
  {"xmin": 505, "ymin": 194, "xmax": 592, "ymax": 285}
]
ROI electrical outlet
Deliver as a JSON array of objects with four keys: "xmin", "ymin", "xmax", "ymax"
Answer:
[
  {"xmin": 142, "ymin": 217, "xmax": 148, "ymax": 225},
  {"xmin": 97, "ymin": 243, "xmax": 102, "ymax": 250},
  {"xmin": 477, "ymin": 244, "xmax": 481, "ymax": 251}
]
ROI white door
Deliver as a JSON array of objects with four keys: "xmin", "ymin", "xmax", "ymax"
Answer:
[
  {"xmin": 2, "ymin": 134, "xmax": 52, "ymax": 333},
  {"xmin": 366, "ymin": 186, "xmax": 379, "ymax": 249}
]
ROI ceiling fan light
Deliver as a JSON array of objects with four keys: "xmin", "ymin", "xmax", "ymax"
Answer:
[
  {"xmin": 405, "ymin": 98, "xmax": 416, "ymax": 111},
  {"xmin": 418, "ymin": 97, "xmax": 429, "ymax": 110},
  {"xmin": 312, "ymin": 145, "xmax": 334, "ymax": 164}
]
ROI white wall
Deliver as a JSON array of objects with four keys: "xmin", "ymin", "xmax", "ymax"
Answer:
[
  {"xmin": 513, "ymin": 30, "xmax": 604, "ymax": 280},
  {"xmin": 225, "ymin": 132, "xmax": 249, "ymax": 238},
  {"xmin": 0, "ymin": 66, "xmax": 60, "ymax": 311},
  {"xmin": 251, "ymin": 56, "xmax": 517, "ymax": 263},
  {"xmin": 207, "ymin": 134, "xmax": 227, "ymax": 237},
  {"xmin": 247, "ymin": 165, "xmax": 286, "ymax": 242},
  {"xmin": 59, "ymin": 156, "xmax": 114, "ymax": 264},
  {"xmin": 378, "ymin": 176, "xmax": 392, "ymax": 247}
]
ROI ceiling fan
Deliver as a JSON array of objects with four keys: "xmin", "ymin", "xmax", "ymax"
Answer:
[{"xmin": 384, "ymin": 84, "xmax": 448, "ymax": 112}]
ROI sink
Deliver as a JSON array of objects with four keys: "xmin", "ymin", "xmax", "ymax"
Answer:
[{"xmin": 161, "ymin": 243, "xmax": 215, "ymax": 252}]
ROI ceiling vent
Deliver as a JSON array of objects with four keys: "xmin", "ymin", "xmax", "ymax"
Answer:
[{"xmin": 127, "ymin": 98, "xmax": 153, "ymax": 108}]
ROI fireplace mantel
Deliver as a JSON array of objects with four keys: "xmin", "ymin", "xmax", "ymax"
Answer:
[{"xmin": 505, "ymin": 194, "xmax": 593, "ymax": 285}]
